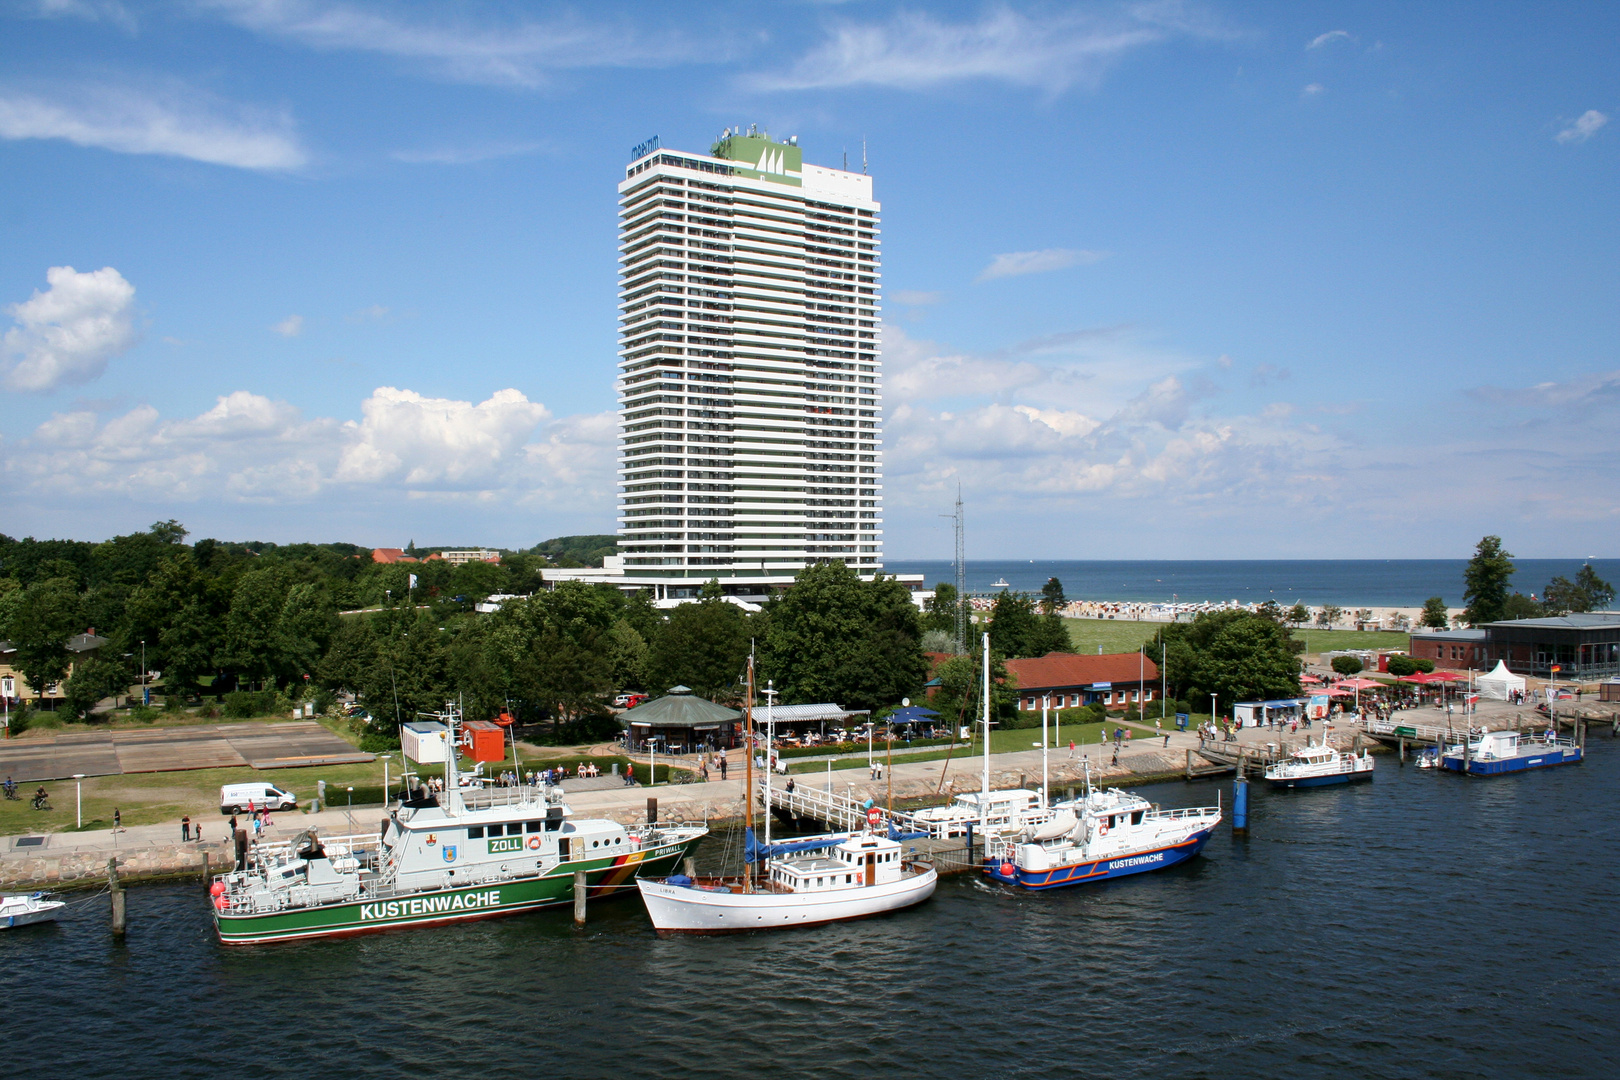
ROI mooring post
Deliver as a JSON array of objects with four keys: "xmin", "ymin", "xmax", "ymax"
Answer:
[
  {"xmin": 1232, "ymin": 775, "xmax": 1249, "ymax": 838},
  {"xmin": 965, "ymin": 822, "xmax": 975, "ymax": 868},
  {"xmin": 683, "ymin": 857, "xmax": 695, "ymax": 878},
  {"xmin": 1399, "ymin": 736, "xmax": 1406, "ymax": 763},
  {"xmin": 108, "ymin": 856, "xmax": 126, "ymax": 936},
  {"xmin": 647, "ymin": 797, "xmax": 658, "ymax": 827},
  {"xmin": 1185, "ymin": 748, "xmax": 1194, "ymax": 782},
  {"xmin": 573, "ymin": 869, "xmax": 588, "ymax": 928}
]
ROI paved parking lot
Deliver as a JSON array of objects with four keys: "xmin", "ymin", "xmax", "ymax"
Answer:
[{"xmin": 0, "ymin": 721, "xmax": 372, "ymax": 782}]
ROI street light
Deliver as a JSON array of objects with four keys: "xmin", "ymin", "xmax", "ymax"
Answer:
[
  {"xmin": 73, "ymin": 773, "xmax": 84, "ymax": 828},
  {"xmin": 346, "ymin": 786, "xmax": 354, "ymax": 831},
  {"xmin": 140, "ymin": 640, "xmax": 147, "ymax": 707},
  {"xmin": 1211, "ymin": 693, "xmax": 1218, "ymax": 740}
]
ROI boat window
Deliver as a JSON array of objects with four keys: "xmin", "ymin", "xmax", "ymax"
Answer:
[
  {"xmin": 845, "ymin": 874, "xmax": 852, "ymax": 884},
  {"xmin": 526, "ymin": 821, "xmax": 542, "ymax": 834},
  {"xmin": 1131, "ymin": 811, "xmax": 1144, "ymax": 826},
  {"xmin": 468, "ymin": 826, "xmax": 485, "ymax": 839},
  {"xmin": 592, "ymin": 840, "xmax": 599, "ymax": 848}
]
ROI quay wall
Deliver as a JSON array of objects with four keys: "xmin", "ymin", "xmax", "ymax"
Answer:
[{"xmin": 1, "ymin": 843, "xmax": 231, "ymax": 892}]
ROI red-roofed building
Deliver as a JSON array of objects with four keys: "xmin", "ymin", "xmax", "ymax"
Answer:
[
  {"xmin": 1003, "ymin": 653, "xmax": 1161, "ymax": 712},
  {"xmin": 372, "ymin": 548, "xmax": 417, "ymax": 564}
]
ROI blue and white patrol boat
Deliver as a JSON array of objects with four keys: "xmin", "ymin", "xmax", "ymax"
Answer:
[
  {"xmin": 983, "ymin": 770, "xmax": 1221, "ymax": 890},
  {"xmin": 1441, "ymin": 728, "xmax": 1583, "ymax": 775},
  {"xmin": 1264, "ymin": 737, "xmax": 1375, "ymax": 788}
]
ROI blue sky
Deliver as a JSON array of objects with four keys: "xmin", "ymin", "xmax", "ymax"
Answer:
[{"xmin": 1, "ymin": 1, "xmax": 1615, "ymax": 559}]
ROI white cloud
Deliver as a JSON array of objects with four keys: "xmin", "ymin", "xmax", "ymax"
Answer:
[
  {"xmin": 346, "ymin": 304, "xmax": 389, "ymax": 322},
  {"xmin": 977, "ymin": 248, "xmax": 1107, "ymax": 281},
  {"xmin": 198, "ymin": 0, "xmax": 715, "ymax": 88},
  {"xmin": 747, "ymin": 6, "xmax": 1224, "ymax": 94},
  {"xmin": 1307, "ymin": 30, "xmax": 1350, "ymax": 49},
  {"xmin": 891, "ymin": 289, "xmax": 943, "ymax": 306},
  {"xmin": 28, "ymin": 0, "xmax": 136, "ymax": 29},
  {"xmin": 2, "ymin": 266, "xmax": 137, "ymax": 392},
  {"xmin": 335, "ymin": 387, "xmax": 550, "ymax": 486},
  {"xmin": 272, "ymin": 314, "xmax": 304, "ymax": 337},
  {"xmin": 0, "ymin": 82, "xmax": 306, "ymax": 170},
  {"xmin": 1556, "ymin": 110, "xmax": 1609, "ymax": 145},
  {"xmin": 1302, "ymin": 83, "xmax": 1325, "ymax": 96},
  {"xmin": 1, "ymin": 385, "xmax": 611, "ymax": 511}
]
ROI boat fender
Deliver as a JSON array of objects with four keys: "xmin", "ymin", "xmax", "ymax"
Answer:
[
  {"xmin": 999, "ymin": 862, "xmax": 1015, "ymax": 877},
  {"xmin": 209, "ymin": 881, "xmax": 225, "ymax": 897},
  {"xmin": 213, "ymin": 896, "xmax": 227, "ymax": 910},
  {"xmin": 527, "ymin": 836, "xmax": 541, "ymax": 850}
]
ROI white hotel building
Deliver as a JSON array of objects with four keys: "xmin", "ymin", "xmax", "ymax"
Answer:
[{"xmin": 555, "ymin": 129, "xmax": 920, "ymax": 601}]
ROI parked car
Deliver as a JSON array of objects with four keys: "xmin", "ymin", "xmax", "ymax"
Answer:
[
  {"xmin": 219, "ymin": 782, "xmax": 298, "ymax": 815},
  {"xmin": 614, "ymin": 692, "xmax": 648, "ymax": 709}
]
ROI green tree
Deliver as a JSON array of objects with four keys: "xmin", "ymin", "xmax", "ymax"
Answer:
[
  {"xmin": 987, "ymin": 591, "xmax": 1040, "ymax": 658},
  {"xmin": 1287, "ymin": 602, "xmax": 1309, "ymax": 627},
  {"xmin": 923, "ymin": 582, "xmax": 962, "ymax": 639},
  {"xmin": 1543, "ymin": 564, "xmax": 1616, "ymax": 615},
  {"xmin": 223, "ymin": 565, "xmax": 295, "ymax": 688},
  {"xmin": 1156, "ymin": 608, "xmax": 1303, "ymax": 712},
  {"xmin": 1315, "ymin": 604, "xmax": 1343, "ymax": 628},
  {"xmin": 1420, "ymin": 597, "xmax": 1449, "ymax": 629},
  {"xmin": 605, "ymin": 619, "xmax": 650, "ymax": 692},
  {"xmin": 648, "ymin": 581, "xmax": 751, "ymax": 699},
  {"xmin": 63, "ymin": 652, "xmax": 133, "ymax": 718},
  {"xmin": 930, "ymin": 648, "xmax": 1017, "ymax": 732},
  {"xmin": 1026, "ymin": 611, "xmax": 1073, "ymax": 656},
  {"xmin": 1040, "ymin": 577, "xmax": 1067, "ymax": 615},
  {"xmin": 1462, "ymin": 535, "xmax": 1516, "ymax": 626},
  {"xmin": 275, "ymin": 582, "xmax": 338, "ymax": 684},
  {"xmin": 1500, "ymin": 593, "xmax": 1543, "ymax": 619},
  {"xmin": 5, "ymin": 576, "xmax": 83, "ymax": 700},
  {"xmin": 761, "ymin": 562, "xmax": 927, "ymax": 711},
  {"xmin": 1387, "ymin": 654, "xmax": 1418, "ymax": 677},
  {"xmin": 1331, "ymin": 655, "xmax": 1364, "ymax": 676}
]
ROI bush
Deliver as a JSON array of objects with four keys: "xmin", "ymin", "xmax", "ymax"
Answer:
[
  {"xmin": 223, "ymin": 690, "xmax": 279, "ymax": 719},
  {"xmin": 1412, "ymin": 657, "xmax": 1435, "ymax": 673},
  {"xmin": 30, "ymin": 709, "xmax": 64, "ymax": 730},
  {"xmin": 6, "ymin": 704, "xmax": 31, "ymax": 735},
  {"xmin": 1331, "ymin": 655, "xmax": 1365, "ymax": 676},
  {"xmin": 128, "ymin": 705, "xmax": 159, "ymax": 724},
  {"xmin": 311, "ymin": 688, "xmax": 336, "ymax": 715},
  {"xmin": 358, "ymin": 733, "xmax": 401, "ymax": 753},
  {"xmin": 1386, "ymin": 655, "xmax": 1417, "ymax": 677}
]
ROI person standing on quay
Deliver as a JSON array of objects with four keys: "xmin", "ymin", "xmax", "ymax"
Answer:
[
  {"xmin": 181, "ymin": 815, "xmax": 191, "ymax": 842},
  {"xmin": 113, "ymin": 807, "xmax": 121, "ymax": 833}
]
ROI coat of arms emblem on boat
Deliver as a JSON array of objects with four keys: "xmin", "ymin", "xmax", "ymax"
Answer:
[{"xmin": 443, "ymin": 845, "xmax": 457, "ymax": 863}]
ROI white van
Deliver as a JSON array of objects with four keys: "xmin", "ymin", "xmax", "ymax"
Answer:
[{"xmin": 219, "ymin": 782, "xmax": 298, "ymax": 814}]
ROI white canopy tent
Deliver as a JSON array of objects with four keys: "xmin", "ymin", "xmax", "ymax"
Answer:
[{"xmin": 1477, "ymin": 660, "xmax": 1526, "ymax": 701}]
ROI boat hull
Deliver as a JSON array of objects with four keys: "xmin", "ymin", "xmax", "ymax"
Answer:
[
  {"xmin": 985, "ymin": 830, "xmax": 1213, "ymax": 890},
  {"xmin": 1267, "ymin": 768, "xmax": 1374, "ymax": 789},
  {"xmin": 636, "ymin": 869, "xmax": 938, "ymax": 934},
  {"xmin": 213, "ymin": 835, "xmax": 701, "ymax": 945},
  {"xmin": 1, "ymin": 902, "xmax": 64, "ymax": 929},
  {"xmin": 1441, "ymin": 747, "xmax": 1583, "ymax": 775}
]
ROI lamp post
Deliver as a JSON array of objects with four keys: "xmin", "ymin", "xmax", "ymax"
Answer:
[
  {"xmin": 140, "ymin": 639, "xmax": 147, "ymax": 707},
  {"xmin": 346, "ymin": 786, "xmax": 354, "ymax": 831},
  {"xmin": 1211, "ymin": 693, "xmax": 1219, "ymax": 740},
  {"xmin": 73, "ymin": 773, "xmax": 84, "ymax": 828}
]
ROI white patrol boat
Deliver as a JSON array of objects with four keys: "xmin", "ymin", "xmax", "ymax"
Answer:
[
  {"xmin": 985, "ymin": 768, "xmax": 1221, "ymax": 891},
  {"xmin": 1264, "ymin": 736, "xmax": 1376, "ymax": 788},
  {"xmin": 1, "ymin": 891, "xmax": 65, "ymax": 929},
  {"xmin": 636, "ymin": 829, "xmax": 937, "ymax": 935},
  {"xmin": 209, "ymin": 703, "xmax": 706, "ymax": 945}
]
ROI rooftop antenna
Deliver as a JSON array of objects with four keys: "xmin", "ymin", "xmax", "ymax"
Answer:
[
  {"xmin": 843, "ymin": 146, "xmax": 848, "ymax": 170},
  {"xmin": 862, "ymin": 137, "xmax": 868, "ymax": 175}
]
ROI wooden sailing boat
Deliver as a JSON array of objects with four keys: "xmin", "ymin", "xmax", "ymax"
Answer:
[{"xmin": 635, "ymin": 655, "xmax": 937, "ymax": 934}]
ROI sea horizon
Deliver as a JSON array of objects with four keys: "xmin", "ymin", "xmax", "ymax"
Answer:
[{"xmin": 880, "ymin": 558, "xmax": 1620, "ymax": 609}]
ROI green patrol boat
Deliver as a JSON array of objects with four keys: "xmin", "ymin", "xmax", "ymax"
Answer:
[{"xmin": 210, "ymin": 709, "xmax": 706, "ymax": 945}]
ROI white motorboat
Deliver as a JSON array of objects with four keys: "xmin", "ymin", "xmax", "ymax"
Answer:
[
  {"xmin": 637, "ymin": 830, "xmax": 936, "ymax": 934},
  {"xmin": 1264, "ymin": 737, "xmax": 1376, "ymax": 788},
  {"xmin": 906, "ymin": 789, "xmax": 1049, "ymax": 838},
  {"xmin": 1, "ymin": 892, "xmax": 65, "ymax": 929}
]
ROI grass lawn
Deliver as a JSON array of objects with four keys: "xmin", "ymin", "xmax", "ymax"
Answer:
[{"xmin": 1061, "ymin": 618, "xmax": 1410, "ymax": 656}]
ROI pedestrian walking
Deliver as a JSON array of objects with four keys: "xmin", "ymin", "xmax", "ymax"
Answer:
[
  {"xmin": 113, "ymin": 807, "xmax": 121, "ymax": 832},
  {"xmin": 624, "ymin": 762, "xmax": 636, "ymax": 787},
  {"xmin": 719, "ymin": 756, "xmax": 728, "ymax": 780},
  {"xmin": 1068, "ymin": 739, "xmax": 1075, "ymax": 758},
  {"xmin": 181, "ymin": 815, "xmax": 191, "ymax": 842}
]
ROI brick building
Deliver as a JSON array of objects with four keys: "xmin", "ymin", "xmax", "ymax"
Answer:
[{"xmin": 1002, "ymin": 653, "xmax": 1160, "ymax": 712}]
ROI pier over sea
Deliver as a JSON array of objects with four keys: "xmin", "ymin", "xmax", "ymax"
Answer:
[{"xmin": 1, "ymin": 723, "xmax": 1217, "ymax": 891}]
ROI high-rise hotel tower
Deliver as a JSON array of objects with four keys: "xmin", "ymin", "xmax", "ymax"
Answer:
[{"xmin": 609, "ymin": 129, "xmax": 886, "ymax": 597}]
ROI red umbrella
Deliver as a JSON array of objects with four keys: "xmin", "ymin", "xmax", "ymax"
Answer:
[
  {"xmin": 1398, "ymin": 672, "xmax": 1446, "ymax": 684},
  {"xmin": 1428, "ymin": 670, "xmax": 1466, "ymax": 681},
  {"xmin": 1336, "ymin": 678, "xmax": 1383, "ymax": 690}
]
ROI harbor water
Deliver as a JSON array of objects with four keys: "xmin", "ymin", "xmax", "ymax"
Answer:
[
  {"xmin": 887, "ymin": 558, "xmax": 1620, "ymax": 608},
  {"xmin": 6, "ymin": 743, "xmax": 1615, "ymax": 1078}
]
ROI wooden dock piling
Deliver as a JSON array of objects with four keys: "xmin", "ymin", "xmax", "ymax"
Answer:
[
  {"xmin": 573, "ymin": 869, "xmax": 587, "ymax": 928},
  {"xmin": 108, "ymin": 857, "xmax": 125, "ymax": 936}
]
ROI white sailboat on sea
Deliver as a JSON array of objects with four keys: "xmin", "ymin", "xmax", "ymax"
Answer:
[{"xmin": 635, "ymin": 657, "xmax": 937, "ymax": 934}]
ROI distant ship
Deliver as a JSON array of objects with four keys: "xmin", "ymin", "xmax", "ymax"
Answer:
[{"xmin": 992, "ymin": 578, "xmax": 1011, "ymax": 588}]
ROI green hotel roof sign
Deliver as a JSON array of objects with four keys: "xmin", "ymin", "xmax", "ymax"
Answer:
[{"xmin": 710, "ymin": 132, "xmax": 802, "ymax": 187}]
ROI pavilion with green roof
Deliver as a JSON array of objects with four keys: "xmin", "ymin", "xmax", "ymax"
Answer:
[{"xmin": 621, "ymin": 685, "xmax": 742, "ymax": 752}]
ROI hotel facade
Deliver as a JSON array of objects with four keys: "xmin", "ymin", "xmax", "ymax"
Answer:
[{"xmin": 554, "ymin": 129, "xmax": 909, "ymax": 600}]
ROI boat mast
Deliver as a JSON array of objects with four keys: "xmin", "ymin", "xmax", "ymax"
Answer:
[
  {"xmin": 743, "ymin": 653, "xmax": 755, "ymax": 893},
  {"xmin": 1041, "ymin": 694, "xmax": 1049, "ymax": 809},
  {"xmin": 763, "ymin": 679, "xmax": 776, "ymax": 854},
  {"xmin": 443, "ymin": 698, "xmax": 462, "ymax": 818},
  {"xmin": 981, "ymin": 630, "xmax": 991, "ymax": 838}
]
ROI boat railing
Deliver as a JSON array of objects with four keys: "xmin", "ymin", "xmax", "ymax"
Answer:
[{"xmin": 1146, "ymin": 804, "xmax": 1222, "ymax": 821}]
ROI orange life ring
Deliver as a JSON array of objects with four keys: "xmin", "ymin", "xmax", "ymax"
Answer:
[
  {"xmin": 527, "ymin": 836, "xmax": 541, "ymax": 851},
  {"xmin": 1098, "ymin": 823, "xmax": 1109, "ymax": 836}
]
